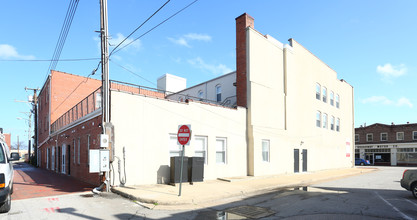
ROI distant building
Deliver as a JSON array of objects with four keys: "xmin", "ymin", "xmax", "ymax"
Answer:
[
  {"xmin": 355, "ymin": 123, "xmax": 417, "ymax": 166},
  {"xmin": 37, "ymin": 13, "xmax": 354, "ymax": 186}
]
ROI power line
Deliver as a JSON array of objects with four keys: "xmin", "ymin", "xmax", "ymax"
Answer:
[
  {"xmin": 109, "ymin": 0, "xmax": 171, "ymax": 57},
  {"xmin": 112, "ymin": 0, "xmax": 199, "ymax": 55},
  {"xmin": 45, "ymin": 0, "xmax": 80, "ymax": 80},
  {"xmin": 0, "ymin": 58, "xmax": 99, "ymax": 62},
  {"xmin": 110, "ymin": 60, "xmax": 156, "ymax": 86}
]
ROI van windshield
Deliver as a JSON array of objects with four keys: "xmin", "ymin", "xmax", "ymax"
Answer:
[{"xmin": 0, "ymin": 144, "xmax": 5, "ymax": 163}]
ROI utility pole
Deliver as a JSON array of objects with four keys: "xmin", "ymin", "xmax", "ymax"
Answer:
[
  {"xmin": 25, "ymin": 87, "xmax": 39, "ymax": 166},
  {"xmin": 100, "ymin": 0, "xmax": 110, "ymax": 192}
]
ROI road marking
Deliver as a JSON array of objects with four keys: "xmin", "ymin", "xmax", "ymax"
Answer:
[
  {"xmin": 405, "ymin": 199, "xmax": 417, "ymax": 208},
  {"xmin": 374, "ymin": 192, "xmax": 413, "ymax": 220}
]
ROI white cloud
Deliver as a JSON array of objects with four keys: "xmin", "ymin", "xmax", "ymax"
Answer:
[
  {"xmin": 0, "ymin": 44, "xmax": 35, "ymax": 60},
  {"xmin": 168, "ymin": 33, "xmax": 212, "ymax": 47},
  {"xmin": 376, "ymin": 63, "xmax": 407, "ymax": 78},
  {"xmin": 362, "ymin": 96, "xmax": 413, "ymax": 108},
  {"xmin": 184, "ymin": 33, "xmax": 211, "ymax": 41},
  {"xmin": 188, "ymin": 57, "xmax": 232, "ymax": 75},
  {"xmin": 168, "ymin": 37, "xmax": 190, "ymax": 47}
]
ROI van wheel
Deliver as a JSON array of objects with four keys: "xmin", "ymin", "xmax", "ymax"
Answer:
[
  {"xmin": 412, "ymin": 183, "xmax": 417, "ymax": 199},
  {"xmin": 0, "ymin": 193, "xmax": 11, "ymax": 213},
  {"xmin": 360, "ymin": 162, "xmax": 364, "ymax": 166}
]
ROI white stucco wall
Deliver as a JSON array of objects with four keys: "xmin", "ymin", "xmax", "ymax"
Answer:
[
  {"xmin": 167, "ymin": 72, "xmax": 236, "ymax": 105},
  {"xmin": 246, "ymin": 28, "xmax": 354, "ymax": 176},
  {"xmin": 110, "ymin": 90, "xmax": 247, "ymax": 185}
]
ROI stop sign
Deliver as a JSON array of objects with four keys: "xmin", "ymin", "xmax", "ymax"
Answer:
[{"xmin": 177, "ymin": 125, "xmax": 191, "ymax": 145}]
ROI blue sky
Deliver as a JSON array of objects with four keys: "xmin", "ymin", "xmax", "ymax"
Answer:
[{"xmin": 1, "ymin": 0, "xmax": 416, "ymax": 147}]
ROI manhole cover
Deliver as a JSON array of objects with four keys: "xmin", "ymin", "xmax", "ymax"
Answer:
[{"xmin": 226, "ymin": 206, "xmax": 275, "ymax": 219}]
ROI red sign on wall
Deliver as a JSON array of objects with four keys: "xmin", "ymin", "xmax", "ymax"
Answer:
[{"xmin": 177, "ymin": 125, "xmax": 191, "ymax": 146}]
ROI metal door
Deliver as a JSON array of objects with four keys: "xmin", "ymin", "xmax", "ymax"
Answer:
[
  {"xmin": 294, "ymin": 149, "xmax": 299, "ymax": 173},
  {"xmin": 302, "ymin": 149, "xmax": 308, "ymax": 172}
]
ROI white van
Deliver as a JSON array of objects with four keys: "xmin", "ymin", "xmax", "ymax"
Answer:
[{"xmin": 0, "ymin": 136, "xmax": 17, "ymax": 213}]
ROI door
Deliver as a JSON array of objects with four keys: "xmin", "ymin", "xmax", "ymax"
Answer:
[
  {"xmin": 294, "ymin": 149, "xmax": 299, "ymax": 173},
  {"xmin": 61, "ymin": 145, "xmax": 66, "ymax": 174},
  {"xmin": 302, "ymin": 149, "xmax": 308, "ymax": 172},
  {"xmin": 67, "ymin": 145, "xmax": 71, "ymax": 175}
]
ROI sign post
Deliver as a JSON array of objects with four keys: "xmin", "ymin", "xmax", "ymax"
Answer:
[{"xmin": 177, "ymin": 124, "xmax": 191, "ymax": 196}]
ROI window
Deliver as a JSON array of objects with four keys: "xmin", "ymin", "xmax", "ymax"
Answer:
[
  {"xmin": 380, "ymin": 133, "xmax": 388, "ymax": 141},
  {"xmin": 194, "ymin": 136, "xmax": 207, "ymax": 164},
  {"xmin": 316, "ymin": 83, "xmax": 321, "ymax": 100},
  {"xmin": 216, "ymin": 138, "xmax": 227, "ymax": 164},
  {"xmin": 95, "ymin": 92, "xmax": 102, "ymax": 109},
  {"xmin": 330, "ymin": 91, "xmax": 334, "ymax": 106},
  {"xmin": 322, "ymin": 87, "xmax": 327, "ymax": 103},
  {"xmin": 330, "ymin": 116, "xmax": 335, "ymax": 130},
  {"xmin": 87, "ymin": 135, "xmax": 90, "ymax": 166},
  {"xmin": 47, "ymin": 148, "xmax": 50, "ymax": 169},
  {"xmin": 169, "ymin": 134, "xmax": 183, "ymax": 157},
  {"xmin": 367, "ymin": 133, "xmax": 373, "ymax": 142},
  {"xmin": 397, "ymin": 132, "xmax": 404, "ymax": 141},
  {"xmin": 216, "ymin": 85, "xmax": 222, "ymax": 102},
  {"xmin": 78, "ymin": 138, "xmax": 81, "ymax": 164},
  {"xmin": 73, "ymin": 139, "xmax": 76, "ymax": 164},
  {"xmin": 336, "ymin": 94, "xmax": 340, "ymax": 108},
  {"xmin": 323, "ymin": 113, "xmax": 328, "ymax": 129},
  {"xmin": 355, "ymin": 134, "xmax": 359, "ymax": 142},
  {"xmin": 198, "ymin": 90, "xmax": 204, "ymax": 101},
  {"xmin": 413, "ymin": 131, "xmax": 417, "ymax": 140},
  {"xmin": 336, "ymin": 118, "xmax": 340, "ymax": 132},
  {"xmin": 316, "ymin": 111, "xmax": 321, "ymax": 127},
  {"xmin": 262, "ymin": 140, "xmax": 270, "ymax": 162}
]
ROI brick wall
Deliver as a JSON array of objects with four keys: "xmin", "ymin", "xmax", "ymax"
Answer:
[
  {"xmin": 39, "ymin": 116, "xmax": 102, "ymax": 186},
  {"xmin": 235, "ymin": 13, "xmax": 254, "ymax": 108},
  {"xmin": 355, "ymin": 123, "xmax": 417, "ymax": 144}
]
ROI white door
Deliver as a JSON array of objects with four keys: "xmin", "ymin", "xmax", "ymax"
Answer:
[{"xmin": 61, "ymin": 145, "xmax": 66, "ymax": 174}]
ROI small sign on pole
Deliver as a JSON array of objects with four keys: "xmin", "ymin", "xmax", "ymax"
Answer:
[{"xmin": 177, "ymin": 124, "xmax": 191, "ymax": 196}]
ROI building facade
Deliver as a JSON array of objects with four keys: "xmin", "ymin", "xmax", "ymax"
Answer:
[
  {"xmin": 37, "ymin": 13, "xmax": 354, "ymax": 187},
  {"xmin": 355, "ymin": 123, "xmax": 417, "ymax": 166}
]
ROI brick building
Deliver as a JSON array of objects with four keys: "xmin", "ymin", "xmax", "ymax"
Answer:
[
  {"xmin": 355, "ymin": 123, "xmax": 417, "ymax": 166},
  {"xmin": 37, "ymin": 13, "xmax": 354, "ymax": 187}
]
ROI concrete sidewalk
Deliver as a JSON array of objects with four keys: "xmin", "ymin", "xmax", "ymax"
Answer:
[{"xmin": 111, "ymin": 167, "xmax": 377, "ymax": 210}]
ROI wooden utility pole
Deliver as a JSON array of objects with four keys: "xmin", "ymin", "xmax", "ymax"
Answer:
[{"xmin": 25, "ymin": 87, "xmax": 39, "ymax": 166}]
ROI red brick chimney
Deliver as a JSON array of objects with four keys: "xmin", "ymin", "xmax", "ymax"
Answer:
[{"xmin": 235, "ymin": 13, "xmax": 254, "ymax": 108}]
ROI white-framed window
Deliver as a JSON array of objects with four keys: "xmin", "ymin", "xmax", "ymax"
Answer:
[
  {"xmin": 194, "ymin": 136, "xmax": 207, "ymax": 164},
  {"xmin": 330, "ymin": 116, "xmax": 335, "ymax": 130},
  {"xmin": 397, "ymin": 132, "xmax": 404, "ymax": 141},
  {"xmin": 413, "ymin": 131, "xmax": 417, "ymax": 140},
  {"xmin": 336, "ymin": 94, "xmax": 340, "ymax": 108},
  {"xmin": 355, "ymin": 134, "xmax": 359, "ymax": 142},
  {"xmin": 316, "ymin": 83, "xmax": 321, "ymax": 100},
  {"xmin": 95, "ymin": 92, "xmax": 102, "ymax": 109},
  {"xmin": 216, "ymin": 137, "xmax": 227, "ymax": 164},
  {"xmin": 77, "ymin": 138, "xmax": 81, "ymax": 164},
  {"xmin": 323, "ymin": 113, "xmax": 328, "ymax": 129},
  {"xmin": 198, "ymin": 90, "xmax": 204, "ymax": 101},
  {"xmin": 87, "ymin": 135, "xmax": 90, "ymax": 166},
  {"xmin": 169, "ymin": 134, "xmax": 183, "ymax": 157},
  {"xmin": 316, "ymin": 111, "xmax": 321, "ymax": 127},
  {"xmin": 322, "ymin": 87, "xmax": 327, "ymax": 103},
  {"xmin": 330, "ymin": 91, "xmax": 334, "ymax": 106},
  {"xmin": 215, "ymin": 85, "xmax": 222, "ymax": 102},
  {"xmin": 336, "ymin": 118, "xmax": 340, "ymax": 132},
  {"xmin": 366, "ymin": 133, "xmax": 373, "ymax": 142},
  {"xmin": 73, "ymin": 139, "xmax": 76, "ymax": 164},
  {"xmin": 380, "ymin": 133, "xmax": 388, "ymax": 141},
  {"xmin": 262, "ymin": 140, "xmax": 270, "ymax": 162},
  {"xmin": 47, "ymin": 148, "xmax": 50, "ymax": 169}
]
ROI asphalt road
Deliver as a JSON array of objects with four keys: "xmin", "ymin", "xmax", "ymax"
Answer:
[{"xmin": 2, "ymin": 166, "xmax": 416, "ymax": 219}]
